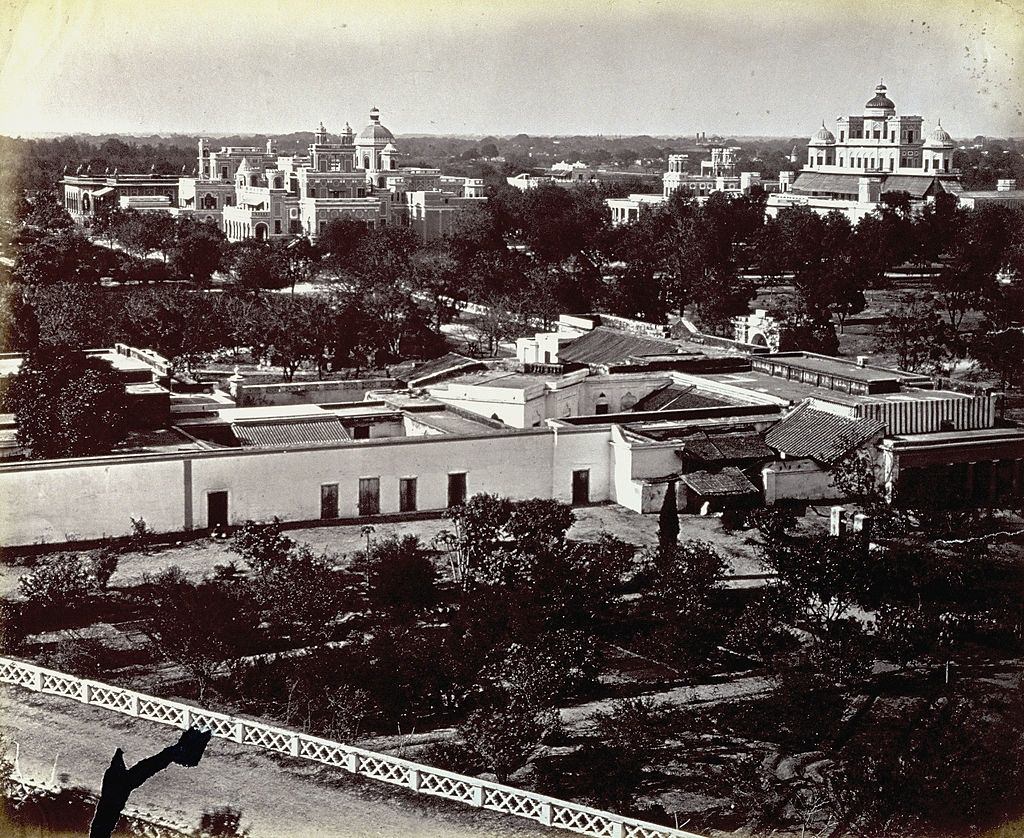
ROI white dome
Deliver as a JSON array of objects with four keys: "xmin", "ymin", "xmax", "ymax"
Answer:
[
  {"xmin": 923, "ymin": 121, "xmax": 954, "ymax": 148},
  {"xmin": 810, "ymin": 121, "xmax": 836, "ymax": 145}
]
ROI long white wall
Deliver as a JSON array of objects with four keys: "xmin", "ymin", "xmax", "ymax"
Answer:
[{"xmin": 0, "ymin": 428, "xmax": 612, "ymax": 547}]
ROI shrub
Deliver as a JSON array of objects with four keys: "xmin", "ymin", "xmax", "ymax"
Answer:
[
  {"xmin": 89, "ymin": 548, "xmax": 119, "ymax": 590},
  {"xmin": 231, "ymin": 518, "xmax": 294, "ymax": 574},
  {"xmin": 19, "ymin": 554, "xmax": 92, "ymax": 608}
]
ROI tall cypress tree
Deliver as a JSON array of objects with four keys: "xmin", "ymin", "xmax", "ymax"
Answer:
[{"xmin": 659, "ymin": 480, "xmax": 680, "ymax": 548}]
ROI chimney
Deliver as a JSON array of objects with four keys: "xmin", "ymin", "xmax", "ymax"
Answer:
[{"xmin": 856, "ymin": 355, "xmax": 868, "ymax": 367}]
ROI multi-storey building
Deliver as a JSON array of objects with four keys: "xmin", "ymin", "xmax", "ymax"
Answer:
[
  {"xmin": 607, "ymin": 147, "xmax": 768, "ymax": 226},
  {"xmin": 62, "ymin": 108, "xmax": 486, "ymax": 242},
  {"xmin": 767, "ymin": 81, "xmax": 960, "ymax": 222}
]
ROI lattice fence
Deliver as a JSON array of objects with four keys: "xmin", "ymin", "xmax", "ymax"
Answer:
[{"xmin": 0, "ymin": 656, "xmax": 705, "ymax": 838}]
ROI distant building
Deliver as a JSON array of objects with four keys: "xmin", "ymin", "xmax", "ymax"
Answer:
[
  {"xmin": 767, "ymin": 81, "xmax": 960, "ymax": 222},
  {"xmin": 956, "ymin": 179, "xmax": 1024, "ymax": 210},
  {"xmin": 62, "ymin": 172, "xmax": 180, "ymax": 224},
  {"xmin": 62, "ymin": 108, "xmax": 486, "ymax": 242},
  {"xmin": 606, "ymin": 146, "xmax": 770, "ymax": 226}
]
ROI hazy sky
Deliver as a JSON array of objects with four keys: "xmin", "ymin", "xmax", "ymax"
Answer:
[{"xmin": 1, "ymin": 0, "xmax": 1022, "ymax": 138}]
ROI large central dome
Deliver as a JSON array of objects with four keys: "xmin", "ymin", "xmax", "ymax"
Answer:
[
  {"xmin": 865, "ymin": 82, "xmax": 895, "ymax": 112},
  {"xmin": 357, "ymin": 106, "xmax": 395, "ymax": 143}
]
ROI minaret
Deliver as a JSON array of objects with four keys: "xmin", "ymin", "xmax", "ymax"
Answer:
[{"xmin": 314, "ymin": 121, "xmax": 328, "ymax": 145}]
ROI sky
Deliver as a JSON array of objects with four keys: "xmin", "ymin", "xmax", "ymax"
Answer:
[{"xmin": 0, "ymin": 0, "xmax": 1022, "ymax": 139}]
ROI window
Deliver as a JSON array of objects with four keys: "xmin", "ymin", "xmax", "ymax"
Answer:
[
  {"xmin": 839, "ymin": 130, "xmax": 844, "ymax": 142},
  {"xmin": 358, "ymin": 477, "xmax": 380, "ymax": 516},
  {"xmin": 321, "ymin": 483, "xmax": 339, "ymax": 519},
  {"xmin": 274, "ymin": 220, "xmax": 281, "ymax": 234},
  {"xmin": 399, "ymin": 477, "xmax": 417, "ymax": 512},
  {"xmin": 353, "ymin": 425, "xmax": 370, "ymax": 440},
  {"xmin": 447, "ymin": 472, "xmax": 467, "ymax": 507}
]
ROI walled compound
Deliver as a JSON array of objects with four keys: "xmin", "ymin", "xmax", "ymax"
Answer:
[{"xmin": 1, "ymin": 313, "xmax": 1022, "ymax": 547}]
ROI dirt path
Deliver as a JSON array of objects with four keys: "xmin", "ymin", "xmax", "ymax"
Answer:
[{"xmin": 0, "ymin": 685, "xmax": 555, "ymax": 838}]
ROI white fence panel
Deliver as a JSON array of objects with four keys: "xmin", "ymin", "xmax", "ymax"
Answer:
[{"xmin": 0, "ymin": 656, "xmax": 705, "ymax": 838}]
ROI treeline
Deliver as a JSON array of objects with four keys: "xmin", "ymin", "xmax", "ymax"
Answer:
[{"xmin": 4, "ymin": 181, "xmax": 1024, "ymax": 388}]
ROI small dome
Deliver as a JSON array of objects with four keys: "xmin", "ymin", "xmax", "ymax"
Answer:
[
  {"xmin": 382, "ymin": 141, "xmax": 398, "ymax": 153},
  {"xmin": 357, "ymin": 106, "xmax": 395, "ymax": 143},
  {"xmin": 923, "ymin": 120, "xmax": 954, "ymax": 148},
  {"xmin": 810, "ymin": 121, "xmax": 836, "ymax": 145},
  {"xmin": 236, "ymin": 157, "xmax": 252, "ymax": 173},
  {"xmin": 865, "ymin": 81, "xmax": 895, "ymax": 111}
]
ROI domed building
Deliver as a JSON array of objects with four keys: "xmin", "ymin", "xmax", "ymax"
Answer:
[
  {"xmin": 767, "ymin": 80, "xmax": 960, "ymax": 223},
  {"xmin": 355, "ymin": 107, "xmax": 397, "ymax": 184}
]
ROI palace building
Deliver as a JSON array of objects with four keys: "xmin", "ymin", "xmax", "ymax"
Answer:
[
  {"xmin": 767, "ymin": 81, "xmax": 961, "ymax": 222},
  {"xmin": 62, "ymin": 108, "xmax": 486, "ymax": 242}
]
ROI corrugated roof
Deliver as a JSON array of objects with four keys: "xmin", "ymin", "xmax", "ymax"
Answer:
[
  {"xmin": 681, "ymin": 467, "xmax": 758, "ymax": 496},
  {"xmin": 558, "ymin": 327, "xmax": 681, "ymax": 366},
  {"xmin": 764, "ymin": 404, "xmax": 885, "ymax": 464},
  {"xmin": 232, "ymin": 418, "xmax": 351, "ymax": 447},
  {"xmin": 633, "ymin": 384, "xmax": 725, "ymax": 412}
]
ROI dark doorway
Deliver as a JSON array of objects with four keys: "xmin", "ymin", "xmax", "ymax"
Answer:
[
  {"xmin": 359, "ymin": 477, "xmax": 380, "ymax": 516},
  {"xmin": 447, "ymin": 473, "xmax": 467, "ymax": 508},
  {"xmin": 572, "ymin": 469, "xmax": 590, "ymax": 505},
  {"xmin": 207, "ymin": 491, "xmax": 228, "ymax": 529},
  {"xmin": 399, "ymin": 477, "xmax": 417, "ymax": 512},
  {"xmin": 321, "ymin": 483, "xmax": 339, "ymax": 520}
]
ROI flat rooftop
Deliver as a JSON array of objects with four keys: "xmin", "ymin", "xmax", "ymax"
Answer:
[
  {"xmin": 701, "ymin": 371, "xmax": 977, "ymax": 407},
  {"xmin": 0, "ymin": 350, "xmax": 154, "ymax": 380},
  {"xmin": 753, "ymin": 352, "xmax": 930, "ymax": 386}
]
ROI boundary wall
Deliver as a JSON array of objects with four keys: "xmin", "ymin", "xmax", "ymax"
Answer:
[
  {"xmin": 0, "ymin": 657, "xmax": 704, "ymax": 838},
  {"xmin": 0, "ymin": 425, "xmax": 613, "ymax": 547}
]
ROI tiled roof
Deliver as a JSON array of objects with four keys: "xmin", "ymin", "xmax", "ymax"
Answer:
[
  {"xmin": 681, "ymin": 467, "xmax": 758, "ymax": 497},
  {"xmin": 882, "ymin": 175, "xmax": 941, "ymax": 198},
  {"xmin": 676, "ymin": 431, "xmax": 775, "ymax": 463},
  {"xmin": 764, "ymin": 405, "xmax": 885, "ymax": 464},
  {"xmin": 232, "ymin": 418, "xmax": 351, "ymax": 448},
  {"xmin": 633, "ymin": 384, "xmax": 725, "ymax": 412},
  {"xmin": 791, "ymin": 171, "xmax": 941, "ymax": 199},
  {"xmin": 558, "ymin": 327, "xmax": 680, "ymax": 366}
]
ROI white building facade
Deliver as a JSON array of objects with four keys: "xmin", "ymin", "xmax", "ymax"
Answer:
[{"xmin": 767, "ymin": 81, "xmax": 959, "ymax": 222}]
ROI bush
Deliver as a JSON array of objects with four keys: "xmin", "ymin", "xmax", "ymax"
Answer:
[
  {"xmin": 19, "ymin": 554, "xmax": 92, "ymax": 608},
  {"xmin": 89, "ymin": 548, "xmax": 119, "ymax": 590},
  {"xmin": 231, "ymin": 518, "xmax": 294, "ymax": 574}
]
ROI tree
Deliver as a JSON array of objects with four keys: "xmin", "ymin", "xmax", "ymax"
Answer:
[
  {"xmin": 112, "ymin": 209, "xmax": 174, "ymax": 263},
  {"xmin": 166, "ymin": 217, "xmax": 226, "ymax": 283},
  {"xmin": 10, "ymin": 345, "xmax": 129, "ymax": 458},
  {"xmin": 658, "ymin": 482, "xmax": 679, "ymax": 548},
  {"xmin": 317, "ymin": 217, "xmax": 370, "ymax": 276},
  {"xmin": 231, "ymin": 241, "xmax": 288, "ymax": 291},
  {"xmin": 972, "ymin": 323, "xmax": 1024, "ymax": 394},
  {"xmin": 355, "ymin": 534, "xmax": 437, "ymax": 615},
  {"xmin": 641, "ymin": 541, "xmax": 727, "ymax": 668},
  {"xmin": 141, "ymin": 570, "xmax": 260, "ymax": 699},
  {"xmin": 874, "ymin": 293, "xmax": 952, "ymax": 372}
]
